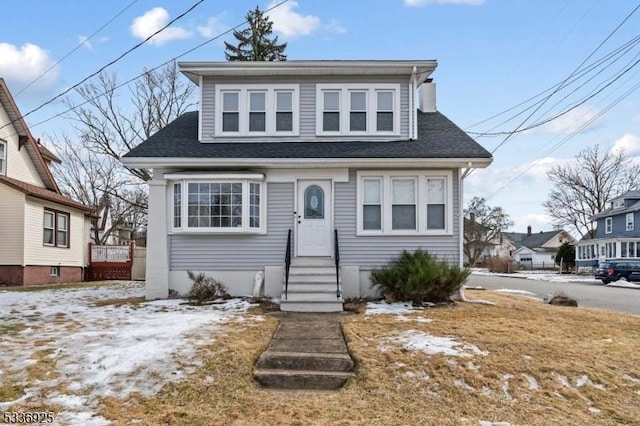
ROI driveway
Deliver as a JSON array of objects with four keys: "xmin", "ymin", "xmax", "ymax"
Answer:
[{"xmin": 467, "ymin": 273, "xmax": 640, "ymax": 316}]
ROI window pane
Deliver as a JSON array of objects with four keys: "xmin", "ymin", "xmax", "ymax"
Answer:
[
  {"xmin": 44, "ymin": 229, "xmax": 54, "ymax": 245},
  {"xmin": 392, "ymin": 179, "xmax": 415, "ymax": 203},
  {"xmin": 222, "ymin": 92, "xmax": 238, "ymax": 111},
  {"xmin": 324, "ymin": 91, "xmax": 339, "ymax": 110},
  {"xmin": 427, "ymin": 204, "xmax": 445, "ymax": 230},
  {"xmin": 350, "ymin": 112, "xmax": 366, "ymax": 131},
  {"xmin": 427, "ymin": 179, "xmax": 445, "ymax": 203},
  {"xmin": 276, "ymin": 112, "xmax": 293, "ymax": 131},
  {"xmin": 377, "ymin": 112, "xmax": 393, "ymax": 131},
  {"xmin": 350, "ymin": 92, "xmax": 366, "ymax": 110},
  {"xmin": 363, "ymin": 179, "xmax": 381, "ymax": 204},
  {"xmin": 249, "ymin": 92, "xmax": 265, "ymax": 111},
  {"xmin": 392, "ymin": 205, "xmax": 416, "ymax": 230},
  {"xmin": 377, "ymin": 92, "xmax": 393, "ymax": 110},
  {"xmin": 323, "ymin": 112, "xmax": 340, "ymax": 131},
  {"xmin": 174, "ymin": 183, "xmax": 181, "ymax": 228},
  {"xmin": 44, "ymin": 211, "xmax": 54, "ymax": 228},
  {"xmin": 276, "ymin": 91, "xmax": 292, "ymax": 111},
  {"xmin": 57, "ymin": 214, "xmax": 68, "ymax": 231},
  {"xmin": 223, "ymin": 113, "xmax": 239, "ymax": 132},
  {"xmin": 363, "ymin": 205, "xmax": 381, "ymax": 230},
  {"xmin": 57, "ymin": 230, "xmax": 68, "ymax": 247},
  {"xmin": 304, "ymin": 185, "xmax": 324, "ymax": 219},
  {"xmin": 249, "ymin": 112, "xmax": 266, "ymax": 132}
]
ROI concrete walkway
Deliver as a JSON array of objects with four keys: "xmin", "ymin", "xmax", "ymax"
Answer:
[{"xmin": 253, "ymin": 312, "xmax": 355, "ymax": 390}]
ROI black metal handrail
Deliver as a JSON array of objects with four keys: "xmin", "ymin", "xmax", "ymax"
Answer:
[
  {"xmin": 334, "ymin": 229, "xmax": 341, "ymax": 299},
  {"xmin": 284, "ymin": 229, "xmax": 292, "ymax": 300}
]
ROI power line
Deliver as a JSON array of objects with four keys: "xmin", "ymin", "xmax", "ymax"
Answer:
[
  {"xmin": 13, "ymin": 0, "xmax": 140, "ymax": 98},
  {"xmin": 0, "ymin": 0, "xmax": 205, "ymax": 131}
]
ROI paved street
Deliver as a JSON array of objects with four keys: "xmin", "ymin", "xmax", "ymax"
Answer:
[{"xmin": 467, "ymin": 274, "xmax": 640, "ymax": 316}]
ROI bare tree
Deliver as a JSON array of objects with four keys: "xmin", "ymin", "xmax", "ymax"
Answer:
[
  {"xmin": 64, "ymin": 62, "xmax": 196, "ymax": 182},
  {"xmin": 50, "ymin": 137, "xmax": 147, "ymax": 244},
  {"xmin": 464, "ymin": 197, "xmax": 514, "ymax": 266},
  {"xmin": 543, "ymin": 145, "xmax": 640, "ymax": 239}
]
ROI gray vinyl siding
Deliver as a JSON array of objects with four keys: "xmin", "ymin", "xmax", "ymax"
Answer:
[
  {"xmin": 335, "ymin": 170, "xmax": 461, "ymax": 270},
  {"xmin": 596, "ymin": 211, "xmax": 640, "ymax": 238},
  {"xmin": 169, "ymin": 182, "xmax": 294, "ymax": 270},
  {"xmin": 199, "ymin": 75, "xmax": 410, "ymax": 143}
]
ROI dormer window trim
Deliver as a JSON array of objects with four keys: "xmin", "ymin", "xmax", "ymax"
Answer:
[
  {"xmin": 0, "ymin": 139, "xmax": 6, "ymax": 175},
  {"xmin": 215, "ymin": 84, "xmax": 299, "ymax": 137},
  {"xmin": 315, "ymin": 83, "xmax": 401, "ymax": 137}
]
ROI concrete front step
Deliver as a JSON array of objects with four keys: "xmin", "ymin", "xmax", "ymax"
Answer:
[
  {"xmin": 280, "ymin": 300, "xmax": 344, "ymax": 312},
  {"xmin": 256, "ymin": 351, "xmax": 354, "ymax": 372},
  {"xmin": 283, "ymin": 292, "xmax": 342, "ymax": 301},
  {"xmin": 289, "ymin": 267, "xmax": 338, "ymax": 276},
  {"xmin": 285, "ymin": 283, "xmax": 339, "ymax": 292},
  {"xmin": 253, "ymin": 369, "xmax": 354, "ymax": 390},
  {"xmin": 291, "ymin": 257, "xmax": 335, "ymax": 267}
]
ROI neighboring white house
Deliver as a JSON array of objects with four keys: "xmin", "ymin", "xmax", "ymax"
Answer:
[
  {"xmin": 121, "ymin": 60, "xmax": 493, "ymax": 311},
  {"xmin": 0, "ymin": 79, "xmax": 93, "ymax": 285},
  {"xmin": 506, "ymin": 226, "xmax": 575, "ymax": 269}
]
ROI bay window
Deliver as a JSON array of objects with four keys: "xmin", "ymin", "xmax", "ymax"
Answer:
[
  {"xmin": 172, "ymin": 178, "xmax": 265, "ymax": 233},
  {"xmin": 216, "ymin": 85, "xmax": 299, "ymax": 136},
  {"xmin": 357, "ymin": 171, "xmax": 453, "ymax": 235}
]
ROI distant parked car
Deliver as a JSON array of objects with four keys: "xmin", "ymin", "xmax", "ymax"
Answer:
[{"xmin": 595, "ymin": 261, "xmax": 640, "ymax": 284}]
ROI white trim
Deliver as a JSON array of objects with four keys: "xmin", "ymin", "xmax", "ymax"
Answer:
[
  {"xmin": 122, "ymin": 156, "xmax": 492, "ymax": 169},
  {"xmin": 198, "ymin": 75, "xmax": 203, "ymax": 142},
  {"xmin": 356, "ymin": 170, "xmax": 454, "ymax": 236},
  {"xmin": 315, "ymin": 84, "xmax": 401, "ymax": 137},
  {"xmin": 266, "ymin": 168, "xmax": 349, "ymax": 183},
  {"xmin": 627, "ymin": 212, "xmax": 635, "ymax": 231},
  {"xmin": 605, "ymin": 217, "xmax": 613, "ymax": 234},
  {"xmin": 170, "ymin": 179, "xmax": 266, "ymax": 235},
  {"xmin": 0, "ymin": 139, "xmax": 6, "ymax": 175},
  {"xmin": 164, "ymin": 172, "xmax": 265, "ymax": 180},
  {"xmin": 214, "ymin": 84, "xmax": 299, "ymax": 137},
  {"xmin": 296, "ymin": 179, "xmax": 333, "ymax": 257}
]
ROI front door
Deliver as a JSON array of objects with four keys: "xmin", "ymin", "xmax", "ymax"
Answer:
[{"xmin": 297, "ymin": 180, "xmax": 332, "ymax": 256}]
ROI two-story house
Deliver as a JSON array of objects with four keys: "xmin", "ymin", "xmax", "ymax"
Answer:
[
  {"xmin": 0, "ymin": 79, "xmax": 93, "ymax": 286},
  {"xmin": 506, "ymin": 226, "xmax": 575, "ymax": 269},
  {"xmin": 575, "ymin": 191, "xmax": 640, "ymax": 270},
  {"xmin": 122, "ymin": 60, "xmax": 493, "ymax": 311}
]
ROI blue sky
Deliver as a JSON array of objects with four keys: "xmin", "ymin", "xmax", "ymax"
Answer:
[{"xmin": 2, "ymin": 0, "xmax": 640, "ymax": 234}]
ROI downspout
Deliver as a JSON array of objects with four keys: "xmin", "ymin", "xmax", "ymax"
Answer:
[
  {"xmin": 459, "ymin": 168, "xmax": 464, "ymax": 269},
  {"xmin": 409, "ymin": 66, "xmax": 417, "ymax": 140}
]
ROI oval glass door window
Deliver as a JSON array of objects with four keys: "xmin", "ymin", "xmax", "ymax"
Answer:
[{"xmin": 304, "ymin": 185, "xmax": 324, "ymax": 219}]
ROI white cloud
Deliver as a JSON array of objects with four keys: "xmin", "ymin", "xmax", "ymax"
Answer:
[
  {"xmin": 197, "ymin": 15, "xmax": 228, "ymax": 38},
  {"xmin": 77, "ymin": 35, "xmax": 93, "ymax": 51},
  {"xmin": 512, "ymin": 213, "xmax": 556, "ymax": 233},
  {"xmin": 0, "ymin": 42, "xmax": 59, "ymax": 100},
  {"xmin": 610, "ymin": 133, "xmax": 640, "ymax": 156},
  {"xmin": 532, "ymin": 105, "xmax": 601, "ymax": 134},
  {"xmin": 130, "ymin": 7, "xmax": 192, "ymax": 46},
  {"xmin": 405, "ymin": 0, "xmax": 485, "ymax": 6},
  {"xmin": 514, "ymin": 156, "xmax": 565, "ymax": 182},
  {"xmin": 266, "ymin": 1, "xmax": 320, "ymax": 38},
  {"xmin": 325, "ymin": 19, "xmax": 347, "ymax": 35}
]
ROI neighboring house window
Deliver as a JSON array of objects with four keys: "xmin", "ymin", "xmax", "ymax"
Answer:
[
  {"xmin": 605, "ymin": 217, "xmax": 612, "ymax": 234},
  {"xmin": 173, "ymin": 183, "xmax": 181, "ymax": 228},
  {"xmin": 357, "ymin": 171, "xmax": 453, "ymax": 235},
  {"xmin": 622, "ymin": 242, "xmax": 628, "ymax": 257},
  {"xmin": 0, "ymin": 139, "xmax": 5, "ymax": 175},
  {"xmin": 43, "ymin": 209, "xmax": 70, "ymax": 248},
  {"xmin": 216, "ymin": 85, "xmax": 299, "ymax": 136},
  {"xmin": 316, "ymin": 84, "xmax": 400, "ymax": 136},
  {"xmin": 172, "ymin": 179, "xmax": 265, "ymax": 233},
  {"xmin": 627, "ymin": 212, "xmax": 634, "ymax": 231}
]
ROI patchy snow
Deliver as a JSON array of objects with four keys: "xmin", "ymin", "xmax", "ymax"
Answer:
[
  {"xmin": 0, "ymin": 281, "xmax": 260, "ymax": 423},
  {"xmin": 555, "ymin": 373, "xmax": 573, "ymax": 388},
  {"xmin": 380, "ymin": 330, "xmax": 488, "ymax": 358},
  {"xmin": 494, "ymin": 289, "xmax": 537, "ymax": 296},
  {"xmin": 480, "ymin": 422, "xmax": 511, "ymax": 426},
  {"xmin": 395, "ymin": 314, "xmax": 432, "ymax": 323},
  {"xmin": 365, "ymin": 301, "xmax": 416, "ymax": 315},
  {"xmin": 607, "ymin": 281, "xmax": 640, "ymax": 289},
  {"xmin": 589, "ymin": 407, "xmax": 602, "ymax": 413},
  {"xmin": 454, "ymin": 379, "xmax": 475, "ymax": 391},
  {"xmin": 624, "ymin": 374, "xmax": 640, "ymax": 383},
  {"xmin": 576, "ymin": 375, "xmax": 605, "ymax": 390},
  {"xmin": 502, "ymin": 374, "xmax": 515, "ymax": 401},
  {"xmin": 472, "ymin": 269, "xmax": 600, "ymax": 284},
  {"xmin": 522, "ymin": 374, "xmax": 539, "ymax": 390}
]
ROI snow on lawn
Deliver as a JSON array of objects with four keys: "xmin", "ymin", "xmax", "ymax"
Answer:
[
  {"xmin": 471, "ymin": 268, "xmax": 600, "ymax": 284},
  {"xmin": 380, "ymin": 330, "xmax": 488, "ymax": 357},
  {"xmin": 494, "ymin": 289, "xmax": 537, "ymax": 296},
  {"xmin": 365, "ymin": 301, "xmax": 415, "ymax": 315},
  {"xmin": 0, "ymin": 281, "xmax": 260, "ymax": 425}
]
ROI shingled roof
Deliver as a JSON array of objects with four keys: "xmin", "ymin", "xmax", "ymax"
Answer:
[
  {"xmin": 123, "ymin": 111, "xmax": 492, "ymax": 160},
  {"xmin": 0, "ymin": 175, "xmax": 93, "ymax": 212}
]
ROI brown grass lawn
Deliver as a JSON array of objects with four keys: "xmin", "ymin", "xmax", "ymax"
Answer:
[{"xmin": 98, "ymin": 291, "xmax": 640, "ymax": 425}]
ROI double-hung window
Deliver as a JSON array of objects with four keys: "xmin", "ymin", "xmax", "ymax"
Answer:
[
  {"xmin": 0, "ymin": 139, "xmax": 6, "ymax": 175},
  {"xmin": 605, "ymin": 217, "xmax": 612, "ymax": 234},
  {"xmin": 627, "ymin": 212, "xmax": 634, "ymax": 231},
  {"xmin": 171, "ymin": 175, "xmax": 265, "ymax": 233},
  {"xmin": 216, "ymin": 85, "xmax": 299, "ymax": 136},
  {"xmin": 357, "ymin": 171, "xmax": 452, "ymax": 235},
  {"xmin": 317, "ymin": 84, "xmax": 400, "ymax": 136},
  {"xmin": 44, "ymin": 209, "xmax": 69, "ymax": 247}
]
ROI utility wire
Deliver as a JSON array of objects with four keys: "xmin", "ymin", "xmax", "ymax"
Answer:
[
  {"xmin": 0, "ymin": 0, "xmax": 291, "ymax": 141},
  {"xmin": 13, "ymin": 0, "xmax": 139, "ymax": 98},
  {"xmin": 0, "ymin": 0, "xmax": 205, "ymax": 131}
]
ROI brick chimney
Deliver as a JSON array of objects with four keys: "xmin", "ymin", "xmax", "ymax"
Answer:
[{"xmin": 527, "ymin": 225, "xmax": 532, "ymax": 236}]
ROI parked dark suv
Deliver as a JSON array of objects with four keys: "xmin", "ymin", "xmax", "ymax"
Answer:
[{"xmin": 595, "ymin": 261, "xmax": 640, "ymax": 284}]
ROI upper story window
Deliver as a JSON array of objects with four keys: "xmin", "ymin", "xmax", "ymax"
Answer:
[
  {"xmin": 605, "ymin": 217, "xmax": 612, "ymax": 234},
  {"xmin": 316, "ymin": 84, "xmax": 400, "ymax": 136},
  {"xmin": 216, "ymin": 85, "xmax": 299, "ymax": 136},
  {"xmin": 44, "ymin": 209, "xmax": 69, "ymax": 248},
  {"xmin": 0, "ymin": 139, "xmax": 6, "ymax": 175},
  {"xmin": 627, "ymin": 212, "xmax": 634, "ymax": 231}
]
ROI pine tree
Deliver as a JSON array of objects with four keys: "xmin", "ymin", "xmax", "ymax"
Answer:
[{"xmin": 224, "ymin": 6, "xmax": 287, "ymax": 61}]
